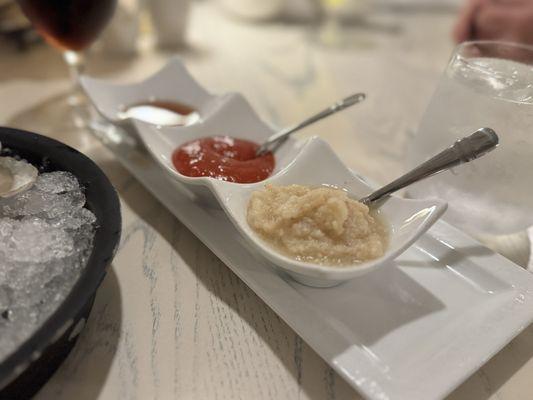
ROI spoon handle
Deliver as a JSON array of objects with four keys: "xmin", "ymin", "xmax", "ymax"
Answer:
[
  {"xmin": 256, "ymin": 93, "xmax": 366, "ymax": 156},
  {"xmin": 359, "ymin": 127, "xmax": 499, "ymax": 205}
]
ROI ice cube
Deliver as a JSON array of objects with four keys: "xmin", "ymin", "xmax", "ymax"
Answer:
[
  {"xmin": 33, "ymin": 171, "xmax": 79, "ymax": 194},
  {"xmin": 0, "ymin": 218, "xmax": 74, "ymax": 263},
  {"xmin": 0, "ymin": 187, "xmax": 85, "ymax": 219},
  {"xmin": 48, "ymin": 207, "xmax": 97, "ymax": 231}
]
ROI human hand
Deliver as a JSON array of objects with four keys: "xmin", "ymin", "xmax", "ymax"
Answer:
[{"xmin": 453, "ymin": 0, "xmax": 533, "ymax": 45}]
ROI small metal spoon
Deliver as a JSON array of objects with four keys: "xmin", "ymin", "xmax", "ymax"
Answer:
[
  {"xmin": 256, "ymin": 93, "xmax": 366, "ymax": 156},
  {"xmin": 359, "ymin": 127, "xmax": 499, "ymax": 206}
]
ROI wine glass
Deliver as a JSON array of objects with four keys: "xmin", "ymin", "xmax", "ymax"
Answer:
[{"xmin": 12, "ymin": 0, "xmax": 117, "ymax": 134}]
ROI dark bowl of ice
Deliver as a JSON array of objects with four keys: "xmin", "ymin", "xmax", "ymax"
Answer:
[{"xmin": 0, "ymin": 127, "xmax": 121, "ymax": 398}]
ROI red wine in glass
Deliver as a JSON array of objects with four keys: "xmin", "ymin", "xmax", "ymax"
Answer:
[{"xmin": 18, "ymin": 0, "xmax": 117, "ymax": 51}]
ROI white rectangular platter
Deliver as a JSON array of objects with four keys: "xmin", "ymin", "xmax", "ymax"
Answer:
[{"xmin": 95, "ymin": 126, "xmax": 533, "ymax": 400}]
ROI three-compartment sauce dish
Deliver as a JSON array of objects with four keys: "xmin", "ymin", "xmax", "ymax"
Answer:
[{"xmin": 81, "ymin": 57, "xmax": 447, "ymax": 286}]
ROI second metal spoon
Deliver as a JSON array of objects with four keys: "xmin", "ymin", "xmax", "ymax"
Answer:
[
  {"xmin": 256, "ymin": 92, "xmax": 366, "ymax": 156},
  {"xmin": 359, "ymin": 127, "xmax": 499, "ymax": 206}
]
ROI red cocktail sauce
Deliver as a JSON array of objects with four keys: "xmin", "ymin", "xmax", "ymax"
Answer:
[{"xmin": 172, "ymin": 136, "xmax": 275, "ymax": 183}]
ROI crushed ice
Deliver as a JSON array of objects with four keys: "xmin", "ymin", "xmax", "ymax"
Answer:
[{"xmin": 0, "ymin": 162, "xmax": 96, "ymax": 361}]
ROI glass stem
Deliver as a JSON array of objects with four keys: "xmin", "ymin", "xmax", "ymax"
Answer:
[
  {"xmin": 63, "ymin": 50, "xmax": 91, "ymax": 127},
  {"xmin": 63, "ymin": 50, "xmax": 85, "ymax": 104}
]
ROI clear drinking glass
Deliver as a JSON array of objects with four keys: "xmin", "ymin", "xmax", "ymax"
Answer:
[
  {"xmin": 407, "ymin": 41, "xmax": 533, "ymax": 236},
  {"xmin": 14, "ymin": 0, "xmax": 117, "ymax": 132}
]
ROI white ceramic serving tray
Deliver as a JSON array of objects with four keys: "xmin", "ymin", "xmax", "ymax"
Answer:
[{"xmin": 92, "ymin": 123, "xmax": 533, "ymax": 400}]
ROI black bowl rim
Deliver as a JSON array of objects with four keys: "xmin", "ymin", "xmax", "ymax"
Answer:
[{"xmin": 0, "ymin": 127, "xmax": 122, "ymax": 387}]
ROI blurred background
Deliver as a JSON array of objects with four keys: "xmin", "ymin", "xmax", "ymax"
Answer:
[{"xmin": 0, "ymin": 0, "xmax": 463, "ymax": 57}]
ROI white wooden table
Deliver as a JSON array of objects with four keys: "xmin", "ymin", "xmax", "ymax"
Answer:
[{"xmin": 0, "ymin": 2, "xmax": 532, "ymax": 399}]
